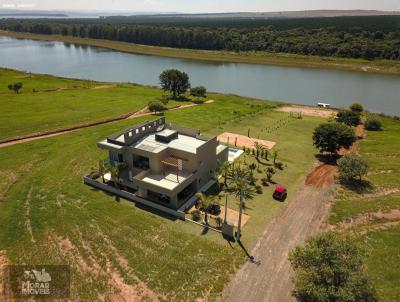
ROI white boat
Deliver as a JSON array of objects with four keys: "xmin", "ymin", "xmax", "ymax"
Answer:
[{"xmin": 317, "ymin": 102, "xmax": 331, "ymax": 108}]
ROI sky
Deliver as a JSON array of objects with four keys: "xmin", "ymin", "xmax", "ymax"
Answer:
[{"xmin": 1, "ymin": 0, "xmax": 400, "ymax": 13}]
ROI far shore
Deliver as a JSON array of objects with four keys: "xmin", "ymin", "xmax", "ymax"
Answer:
[{"xmin": 1, "ymin": 30, "xmax": 400, "ymax": 76}]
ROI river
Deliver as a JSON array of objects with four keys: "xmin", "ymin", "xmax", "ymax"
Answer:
[{"xmin": 0, "ymin": 36, "xmax": 399, "ymax": 115}]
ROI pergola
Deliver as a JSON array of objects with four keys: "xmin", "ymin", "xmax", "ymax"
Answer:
[{"xmin": 161, "ymin": 156, "xmax": 188, "ymax": 182}]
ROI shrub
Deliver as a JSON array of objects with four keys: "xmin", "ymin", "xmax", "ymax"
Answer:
[
  {"xmin": 261, "ymin": 178, "xmax": 269, "ymax": 186},
  {"xmin": 193, "ymin": 98, "xmax": 205, "ymax": 104},
  {"xmin": 8, "ymin": 82, "xmax": 23, "ymax": 93},
  {"xmin": 336, "ymin": 109, "xmax": 361, "ymax": 126},
  {"xmin": 255, "ymin": 185, "xmax": 263, "ymax": 194},
  {"xmin": 313, "ymin": 123, "xmax": 356, "ymax": 154},
  {"xmin": 192, "ymin": 210, "xmax": 201, "ymax": 221},
  {"xmin": 275, "ymin": 162, "xmax": 284, "ymax": 170},
  {"xmin": 364, "ymin": 116, "xmax": 383, "ymax": 131},
  {"xmin": 350, "ymin": 102, "xmax": 364, "ymax": 113},
  {"xmin": 148, "ymin": 100, "xmax": 166, "ymax": 113},
  {"xmin": 266, "ymin": 167, "xmax": 276, "ymax": 182},
  {"xmin": 337, "ymin": 154, "xmax": 369, "ymax": 182},
  {"xmin": 215, "ymin": 216, "xmax": 223, "ymax": 228},
  {"xmin": 190, "ymin": 86, "xmax": 207, "ymax": 98},
  {"xmin": 289, "ymin": 232, "xmax": 377, "ymax": 302}
]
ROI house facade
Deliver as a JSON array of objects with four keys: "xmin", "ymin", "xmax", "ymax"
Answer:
[{"xmin": 96, "ymin": 117, "xmax": 228, "ymax": 210}]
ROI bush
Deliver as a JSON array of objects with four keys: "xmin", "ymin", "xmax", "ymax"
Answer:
[
  {"xmin": 275, "ymin": 162, "xmax": 284, "ymax": 170},
  {"xmin": 190, "ymin": 86, "xmax": 207, "ymax": 98},
  {"xmin": 336, "ymin": 109, "xmax": 361, "ymax": 126},
  {"xmin": 8, "ymin": 82, "xmax": 23, "ymax": 93},
  {"xmin": 313, "ymin": 123, "xmax": 356, "ymax": 154},
  {"xmin": 255, "ymin": 185, "xmax": 263, "ymax": 194},
  {"xmin": 364, "ymin": 116, "xmax": 383, "ymax": 131},
  {"xmin": 350, "ymin": 102, "xmax": 364, "ymax": 113},
  {"xmin": 289, "ymin": 232, "xmax": 377, "ymax": 302},
  {"xmin": 337, "ymin": 154, "xmax": 369, "ymax": 182},
  {"xmin": 261, "ymin": 178, "xmax": 269, "ymax": 186},
  {"xmin": 266, "ymin": 167, "xmax": 276, "ymax": 182},
  {"xmin": 192, "ymin": 210, "xmax": 201, "ymax": 221},
  {"xmin": 193, "ymin": 98, "xmax": 206, "ymax": 104},
  {"xmin": 148, "ymin": 100, "xmax": 166, "ymax": 113},
  {"xmin": 215, "ymin": 216, "xmax": 223, "ymax": 228}
]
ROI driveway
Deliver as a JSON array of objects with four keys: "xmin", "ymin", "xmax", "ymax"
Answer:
[{"xmin": 220, "ymin": 181, "xmax": 334, "ymax": 302}]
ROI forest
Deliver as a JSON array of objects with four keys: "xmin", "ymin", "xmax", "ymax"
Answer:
[{"xmin": 1, "ymin": 15, "xmax": 400, "ymax": 60}]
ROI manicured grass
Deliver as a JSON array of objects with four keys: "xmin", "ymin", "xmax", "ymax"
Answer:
[
  {"xmin": 2, "ymin": 31, "xmax": 400, "ymax": 76},
  {"xmin": 0, "ymin": 85, "xmax": 322, "ymax": 300},
  {"xmin": 330, "ymin": 116, "xmax": 400, "ymax": 301}
]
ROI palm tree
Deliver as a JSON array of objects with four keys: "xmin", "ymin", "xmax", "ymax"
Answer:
[
  {"xmin": 226, "ymin": 165, "xmax": 255, "ymax": 241},
  {"xmin": 106, "ymin": 162, "xmax": 126, "ymax": 189},
  {"xmin": 218, "ymin": 161, "xmax": 231, "ymax": 188},
  {"xmin": 196, "ymin": 192, "xmax": 214, "ymax": 225},
  {"xmin": 253, "ymin": 142, "xmax": 266, "ymax": 161},
  {"xmin": 272, "ymin": 149, "xmax": 279, "ymax": 165},
  {"xmin": 98, "ymin": 160, "xmax": 107, "ymax": 183}
]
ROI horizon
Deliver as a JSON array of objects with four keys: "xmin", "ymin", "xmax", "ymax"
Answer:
[{"xmin": 1, "ymin": 0, "xmax": 400, "ymax": 14}]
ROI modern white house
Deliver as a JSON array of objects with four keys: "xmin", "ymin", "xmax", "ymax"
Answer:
[{"xmin": 84, "ymin": 117, "xmax": 229, "ymax": 216}]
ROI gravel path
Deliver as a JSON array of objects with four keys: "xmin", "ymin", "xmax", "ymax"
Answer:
[{"xmin": 220, "ymin": 183, "xmax": 334, "ymax": 302}]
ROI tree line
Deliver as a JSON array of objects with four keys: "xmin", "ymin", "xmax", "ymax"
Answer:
[{"xmin": 1, "ymin": 17, "xmax": 400, "ymax": 60}]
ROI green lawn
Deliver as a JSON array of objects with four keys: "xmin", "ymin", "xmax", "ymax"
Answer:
[
  {"xmin": 0, "ymin": 82, "xmax": 322, "ymax": 300},
  {"xmin": 0, "ymin": 68, "xmax": 163, "ymax": 140},
  {"xmin": 330, "ymin": 116, "xmax": 400, "ymax": 301}
]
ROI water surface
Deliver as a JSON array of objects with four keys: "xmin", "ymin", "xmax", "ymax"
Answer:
[{"xmin": 0, "ymin": 37, "xmax": 399, "ymax": 115}]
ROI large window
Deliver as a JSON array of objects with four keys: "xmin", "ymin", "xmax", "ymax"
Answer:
[
  {"xmin": 133, "ymin": 154, "xmax": 150, "ymax": 170},
  {"xmin": 109, "ymin": 151, "xmax": 123, "ymax": 163},
  {"xmin": 147, "ymin": 190, "xmax": 170, "ymax": 205}
]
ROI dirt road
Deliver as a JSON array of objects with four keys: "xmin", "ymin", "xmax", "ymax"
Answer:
[
  {"xmin": 221, "ymin": 125, "xmax": 365, "ymax": 302},
  {"xmin": 0, "ymin": 101, "xmax": 214, "ymax": 149},
  {"xmin": 220, "ymin": 181, "xmax": 334, "ymax": 302}
]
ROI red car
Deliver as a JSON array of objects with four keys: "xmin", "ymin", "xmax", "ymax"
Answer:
[{"xmin": 273, "ymin": 186, "xmax": 287, "ymax": 201}]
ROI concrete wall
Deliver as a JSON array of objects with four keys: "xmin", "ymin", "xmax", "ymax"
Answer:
[{"xmin": 83, "ymin": 176, "xmax": 185, "ymax": 219}]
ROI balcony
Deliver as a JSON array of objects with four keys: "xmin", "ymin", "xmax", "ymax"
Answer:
[{"xmin": 134, "ymin": 169, "xmax": 195, "ymax": 191}]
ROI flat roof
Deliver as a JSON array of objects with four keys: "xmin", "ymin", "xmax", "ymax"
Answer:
[
  {"xmin": 141, "ymin": 171, "xmax": 192, "ymax": 190},
  {"xmin": 133, "ymin": 133, "xmax": 206, "ymax": 154},
  {"xmin": 97, "ymin": 139, "xmax": 124, "ymax": 150}
]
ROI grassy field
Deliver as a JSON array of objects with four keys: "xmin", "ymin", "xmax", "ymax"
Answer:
[
  {"xmin": 0, "ymin": 71, "xmax": 323, "ymax": 300},
  {"xmin": 0, "ymin": 68, "xmax": 223, "ymax": 141},
  {"xmin": 330, "ymin": 116, "xmax": 400, "ymax": 301},
  {"xmin": 2, "ymin": 30, "xmax": 400, "ymax": 76},
  {"xmin": 0, "ymin": 68, "xmax": 164, "ymax": 140}
]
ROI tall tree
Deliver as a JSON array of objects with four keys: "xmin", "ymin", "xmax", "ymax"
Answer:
[
  {"xmin": 159, "ymin": 69, "xmax": 190, "ymax": 99},
  {"xmin": 289, "ymin": 232, "xmax": 377, "ymax": 302},
  {"xmin": 313, "ymin": 123, "xmax": 356, "ymax": 154}
]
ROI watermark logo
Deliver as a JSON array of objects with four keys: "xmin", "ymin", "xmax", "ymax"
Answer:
[{"xmin": 3, "ymin": 265, "xmax": 70, "ymax": 299}]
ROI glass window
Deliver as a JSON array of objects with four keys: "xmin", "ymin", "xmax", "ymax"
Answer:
[{"xmin": 133, "ymin": 154, "xmax": 150, "ymax": 170}]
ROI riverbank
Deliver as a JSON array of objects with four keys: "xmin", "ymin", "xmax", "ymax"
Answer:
[{"xmin": 2, "ymin": 30, "xmax": 400, "ymax": 76}]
